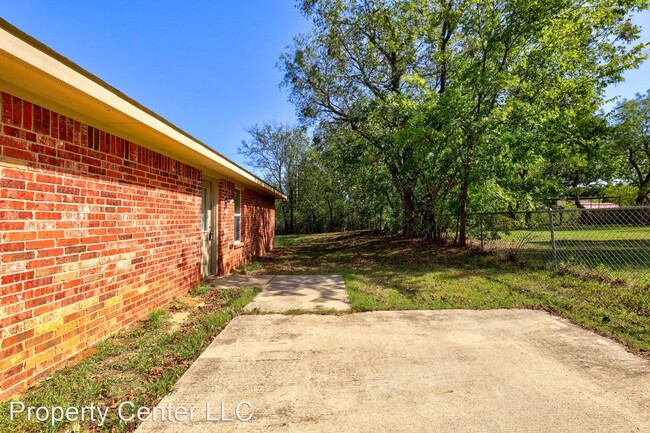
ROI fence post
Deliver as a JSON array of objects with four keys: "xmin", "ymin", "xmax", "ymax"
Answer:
[
  {"xmin": 479, "ymin": 214, "xmax": 484, "ymax": 252},
  {"xmin": 549, "ymin": 209, "xmax": 558, "ymax": 269}
]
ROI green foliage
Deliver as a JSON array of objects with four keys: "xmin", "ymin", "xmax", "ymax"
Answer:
[
  {"xmin": 240, "ymin": 122, "xmax": 395, "ymax": 234},
  {"xmin": 277, "ymin": 0, "xmax": 649, "ymax": 242},
  {"xmin": 239, "ymin": 122, "xmax": 310, "ymax": 233},
  {"xmin": 146, "ymin": 309, "xmax": 167, "ymax": 330},
  {"xmin": 609, "ymin": 89, "xmax": 650, "ymax": 204},
  {"xmin": 190, "ymin": 284, "xmax": 211, "ymax": 296},
  {"xmin": 604, "ymin": 183, "xmax": 639, "ymax": 206}
]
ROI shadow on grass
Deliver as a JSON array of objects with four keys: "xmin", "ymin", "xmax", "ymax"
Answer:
[{"xmin": 256, "ymin": 230, "xmax": 650, "ymax": 353}]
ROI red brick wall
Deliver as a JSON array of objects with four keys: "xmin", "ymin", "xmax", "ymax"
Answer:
[
  {"xmin": 0, "ymin": 92, "xmax": 203, "ymax": 399},
  {"xmin": 217, "ymin": 179, "xmax": 275, "ymax": 274}
]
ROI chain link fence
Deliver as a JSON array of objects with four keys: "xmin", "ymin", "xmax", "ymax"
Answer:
[{"xmin": 469, "ymin": 207, "xmax": 650, "ymax": 285}]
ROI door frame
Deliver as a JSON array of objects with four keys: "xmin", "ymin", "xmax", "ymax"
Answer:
[{"xmin": 201, "ymin": 177, "xmax": 218, "ymax": 278}]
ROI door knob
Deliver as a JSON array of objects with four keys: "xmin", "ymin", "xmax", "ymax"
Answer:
[{"xmin": 208, "ymin": 231, "xmax": 214, "ymax": 241}]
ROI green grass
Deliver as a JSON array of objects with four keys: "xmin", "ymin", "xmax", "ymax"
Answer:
[
  {"xmin": 252, "ymin": 230, "xmax": 650, "ymax": 354},
  {"xmin": 145, "ymin": 309, "xmax": 167, "ymax": 330},
  {"xmin": 483, "ymin": 225, "xmax": 650, "ymax": 282},
  {"xmin": 0, "ymin": 287, "xmax": 259, "ymax": 433},
  {"xmin": 189, "ymin": 284, "xmax": 211, "ymax": 296},
  {"xmin": 236, "ymin": 261, "xmax": 265, "ymax": 274},
  {"xmin": 494, "ymin": 226, "xmax": 650, "ymax": 242},
  {"xmin": 242, "ymin": 307, "xmax": 346, "ymax": 316}
]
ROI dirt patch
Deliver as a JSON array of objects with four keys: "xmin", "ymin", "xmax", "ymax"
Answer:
[
  {"xmin": 171, "ymin": 294, "xmax": 206, "ymax": 310},
  {"xmin": 168, "ymin": 311, "xmax": 191, "ymax": 333}
]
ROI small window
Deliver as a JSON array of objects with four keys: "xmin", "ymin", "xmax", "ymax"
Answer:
[{"xmin": 234, "ymin": 189, "xmax": 241, "ymax": 242}]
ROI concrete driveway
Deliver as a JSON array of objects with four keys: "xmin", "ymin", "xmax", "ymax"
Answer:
[{"xmin": 136, "ymin": 309, "xmax": 650, "ymax": 432}]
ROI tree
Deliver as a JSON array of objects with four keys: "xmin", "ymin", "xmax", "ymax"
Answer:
[
  {"xmin": 281, "ymin": 0, "xmax": 648, "ymax": 244},
  {"xmin": 239, "ymin": 122, "xmax": 310, "ymax": 233},
  {"xmin": 281, "ymin": 0, "xmax": 434, "ymax": 236},
  {"xmin": 314, "ymin": 125, "xmax": 397, "ymax": 232},
  {"xmin": 611, "ymin": 90, "xmax": 650, "ymax": 205}
]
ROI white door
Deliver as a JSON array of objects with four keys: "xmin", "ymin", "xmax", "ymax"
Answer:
[{"xmin": 201, "ymin": 180, "xmax": 214, "ymax": 278}]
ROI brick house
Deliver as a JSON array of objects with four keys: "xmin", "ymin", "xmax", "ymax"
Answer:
[{"xmin": 0, "ymin": 20, "xmax": 284, "ymax": 398}]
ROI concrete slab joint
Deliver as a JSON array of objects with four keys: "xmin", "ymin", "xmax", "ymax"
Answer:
[{"xmin": 209, "ymin": 274, "xmax": 351, "ymax": 313}]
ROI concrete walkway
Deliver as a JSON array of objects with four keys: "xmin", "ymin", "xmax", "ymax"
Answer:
[
  {"xmin": 136, "ymin": 309, "xmax": 650, "ymax": 432},
  {"xmin": 210, "ymin": 274, "xmax": 351, "ymax": 312}
]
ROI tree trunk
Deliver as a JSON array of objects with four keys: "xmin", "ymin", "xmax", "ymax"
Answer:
[
  {"xmin": 288, "ymin": 188, "xmax": 295, "ymax": 234},
  {"xmin": 426, "ymin": 211, "xmax": 437, "ymax": 242},
  {"xmin": 326, "ymin": 197, "xmax": 333, "ymax": 232},
  {"xmin": 635, "ymin": 182, "xmax": 649, "ymax": 205},
  {"xmin": 402, "ymin": 187, "xmax": 415, "ymax": 237},
  {"xmin": 282, "ymin": 203, "xmax": 290, "ymax": 235},
  {"xmin": 458, "ymin": 127, "xmax": 476, "ymax": 247},
  {"xmin": 458, "ymin": 178, "xmax": 469, "ymax": 246},
  {"xmin": 572, "ymin": 171, "xmax": 584, "ymax": 209}
]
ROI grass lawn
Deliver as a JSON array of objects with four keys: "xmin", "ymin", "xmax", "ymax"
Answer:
[
  {"xmin": 251, "ymin": 231, "xmax": 650, "ymax": 354},
  {"xmin": 487, "ymin": 225, "xmax": 650, "ymax": 244},
  {"xmin": 481, "ymin": 226, "xmax": 650, "ymax": 282},
  {"xmin": 0, "ymin": 287, "xmax": 259, "ymax": 433}
]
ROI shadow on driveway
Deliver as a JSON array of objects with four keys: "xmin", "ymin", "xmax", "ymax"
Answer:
[{"xmin": 136, "ymin": 309, "xmax": 650, "ymax": 432}]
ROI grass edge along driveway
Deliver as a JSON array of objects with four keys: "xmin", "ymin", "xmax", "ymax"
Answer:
[{"xmin": 251, "ymin": 231, "xmax": 650, "ymax": 355}]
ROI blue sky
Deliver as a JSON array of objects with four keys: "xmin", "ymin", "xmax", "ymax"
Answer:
[
  {"xmin": 0, "ymin": 1, "xmax": 311, "ymax": 166},
  {"xmin": 0, "ymin": 3, "xmax": 648, "ymax": 168}
]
